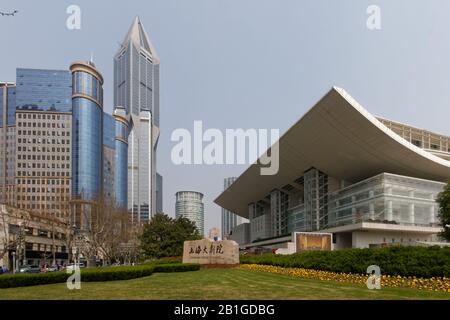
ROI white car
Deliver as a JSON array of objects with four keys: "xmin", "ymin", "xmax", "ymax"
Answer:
[{"xmin": 65, "ymin": 263, "xmax": 85, "ymax": 272}]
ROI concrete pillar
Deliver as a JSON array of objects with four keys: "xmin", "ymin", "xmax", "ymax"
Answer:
[
  {"xmin": 386, "ymin": 200, "xmax": 393, "ymax": 221},
  {"xmin": 369, "ymin": 202, "xmax": 375, "ymax": 220},
  {"xmin": 409, "ymin": 203, "xmax": 415, "ymax": 224},
  {"xmin": 430, "ymin": 205, "xmax": 435, "ymax": 225},
  {"xmin": 369, "ymin": 190, "xmax": 374, "ymax": 198}
]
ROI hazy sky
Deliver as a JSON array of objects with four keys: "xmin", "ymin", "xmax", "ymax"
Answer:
[{"xmin": 1, "ymin": 0, "xmax": 450, "ymax": 235}]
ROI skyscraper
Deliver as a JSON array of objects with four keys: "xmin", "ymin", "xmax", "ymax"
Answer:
[
  {"xmin": 14, "ymin": 68, "xmax": 72, "ymax": 218},
  {"xmin": 113, "ymin": 106, "xmax": 128, "ymax": 209},
  {"xmin": 221, "ymin": 177, "xmax": 248, "ymax": 239},
  {"xmin": 71, "ymin": 61, "xmax": 104, "ymax": 228},
  {"xmin": 103, "ymin": 112, "xmax": 116, "ymax": 200},
  {"xmin": 175, "ymin": 191, "xmax": 205, "ymax": 236},
  {"xmin": 0, "ymin": 82, "xmax": 16, "ymax": 206},
  {"xmin": 114, "ymin": 17, "xmax": 161, "ymax": 223}
]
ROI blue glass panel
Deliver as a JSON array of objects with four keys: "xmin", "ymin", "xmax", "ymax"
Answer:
[
  {"xmin": 16, "ymin": 68, "xmax": 72, "ymax": 112},
  {"xmin": 72, "ymin": 97, "xmax": 103, "ymax": 200}
]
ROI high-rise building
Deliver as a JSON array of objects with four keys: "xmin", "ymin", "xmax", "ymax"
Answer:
[
  {"xmin": 156, "ymin": 172, "xmax": 163, "ymax": 213},
  {"xmin": 114, "ymin": 16, "xmax": 161, "ymax": 223},
  {"xmin": 175, "ymin": 191, "xmax": 205, "ymax": 236},
  {"xmin": 15, "ymin": 110, "xmax": 72, "ymax": 218},
  {"xmin": 221, "ymin": 177, "xmax": 248, "ymax": 239},
  {"xmin": 14, "ymin": 68, "xmax": 72, "ymax": 218},
  {"xmin": 70, "ymin": 61, "xmax": 104, "ymax": 228},
  {"xmin": 113, "ymin": 106, "xmax": 128, "ymax": 209},
  {"xmin": 0, "ymin": 82, "xmax": 16, "ymax": 205},
  {"xmin": 103, "ymin": 112, "xmax": 116, "ymax": 200}
]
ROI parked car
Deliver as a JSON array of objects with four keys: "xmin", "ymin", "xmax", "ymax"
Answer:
[
  {"xmin": 65, "ymin": 263, "xmax": 85, "ymax": 272},
  {"xmin": 19, "ymin": 265, "xmax": 40, "ymax": 273},
  {"xmin": 46, "ymin": 265, "xmax": 58, "ymax": 272}
]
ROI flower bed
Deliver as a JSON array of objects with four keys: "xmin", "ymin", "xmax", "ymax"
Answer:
[
  {"xmin": 241, "ymin": 246, "xmax": 450, "ymax": 278},
  {"xmin": 240, "ymin": 264, "xmax": 450, "ymax": 292}
]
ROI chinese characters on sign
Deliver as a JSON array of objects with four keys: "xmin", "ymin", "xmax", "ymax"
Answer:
[
  {"xmin": 188, "ymin": 243, "xmax": 224, "ymax": 255},
  {"xmin": 183, "ymin": 239, "xmax": 239, "ymax": 265}
]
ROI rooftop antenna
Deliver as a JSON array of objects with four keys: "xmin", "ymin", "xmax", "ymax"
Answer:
[{"xmin": 90, "ymin": 52, "xmax": 94, "ymax": 64}]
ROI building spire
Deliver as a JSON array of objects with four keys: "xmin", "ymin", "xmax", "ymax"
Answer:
[{"xmin": 119, "ymin": 16, "xmax": 160, "ymax": 63}]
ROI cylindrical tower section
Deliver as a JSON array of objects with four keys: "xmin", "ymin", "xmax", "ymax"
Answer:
[
  {"xmin": 175, "ymin": 191, "xmax": 205, "ymax": 236},
  {"xmin": 113, "ymin": 106, "xmax": 129, "ymax": 208},
  {"xmin": 70, "ymin": 61, "xmax": 104, "ymax": 203}
]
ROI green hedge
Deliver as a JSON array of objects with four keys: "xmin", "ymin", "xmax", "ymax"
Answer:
[
  {"xmin": 241, "ymin": 246, "xmax": 450, "ymax": 278},
  {"xmin": 143, "ymin": 257, "xmax": 182, "ymax": 265},
  {"xmin": 0, "ymin": 262, "xmax": 199, "ymax": 289},
  {"xmin": 153, "ymin": 263, "xmax": 200, "ymax": 273}
]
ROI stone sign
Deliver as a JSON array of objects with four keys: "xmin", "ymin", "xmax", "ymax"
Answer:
[{"xmin": 182, "ymin": 239, "xmax": 239, "ymax": 265}]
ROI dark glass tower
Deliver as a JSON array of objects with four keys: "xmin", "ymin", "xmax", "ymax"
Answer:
[{"xmin": 71, "ymin": 61, "xmax": 104, "ymax": 229}]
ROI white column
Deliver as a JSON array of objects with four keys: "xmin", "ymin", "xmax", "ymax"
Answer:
[
  {"xmin": 369, "ymin": 202, "xmax": 375, "ymax": 220},
  {"xmin": 408, "ymin": 191, "xmax": 415, "ymax": 224},
  {"xmin": 386, "ymin": 200, "xmax": 393, "ymax": 221},
  {"xmin": 430, "ymin": 205, "xmax": 435, "ymax": 225}
]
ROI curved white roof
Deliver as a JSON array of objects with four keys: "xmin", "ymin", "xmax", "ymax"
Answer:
[{"xmin": 214, "ymin": 87, "xmax": 450, "ymax": 218}]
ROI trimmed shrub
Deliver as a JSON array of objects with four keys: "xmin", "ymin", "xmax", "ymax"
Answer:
[
  {"xmin": 0, "ymin": 265, "xmax": 155, "ymax": 289},
  {"xmin": 0, "ymin": 272, "xmax": 68, "ymax": 289},
  {"xmin": 0, "ymin": 263, "xmax": 201, "ymax": 289},
  {"xmin": 241, "ymin": 246, "xmax": 450, "ymax": 278},
  {"xmin": 143, "ymin": 257, "xmax": 182, "ymax": 265},
  {"xmin": 153, "ymin": 263, "xmax": 200, "ymax": 273}
]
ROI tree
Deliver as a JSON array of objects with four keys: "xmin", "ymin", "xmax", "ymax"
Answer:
[
  {"xmin": 437, "ymin": 180, "xmax": 450, "ymax": 241},
  {"xmin": 140, "ymin": 213, "xmax": 202, "ymax": 259}
]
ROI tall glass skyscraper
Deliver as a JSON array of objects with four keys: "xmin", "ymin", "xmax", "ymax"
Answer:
[
  {"xmin": 13, "ymin": 68, "xmax": 73, "ymax": 218},
  {"xmin": 103, "ymin": 112, "xmax": 116, "ymax": 200},
  {"xmin": 114, "ymin": 16, "xmax": 161, "ymax": 223},
  {"xmin": 71, "ymin": 61, "xmax": 104, "ymax": 220},
  {"xmin": 0, "ymin": 82, "xmax": 16, "ymax": 205},
  {"xmin": 113, "ymin": 106, "xmax": 128, "ymax": 209},
  {"xmin": 175, "ymin": 191, "xmax": 205, "ymax": 236}
]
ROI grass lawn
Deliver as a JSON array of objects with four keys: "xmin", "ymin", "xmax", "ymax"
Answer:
[{"xmin": 0, "ymin": 267, "xmax": 448, "ymax": 300}]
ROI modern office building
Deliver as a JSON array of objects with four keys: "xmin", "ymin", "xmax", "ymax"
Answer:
[
  {"xmin": 113, "ymin": 106, "xmax": 128, "ymax": 209},
  {"xmin": 0, "ymin": 204, "xmax": 70, "ymax": 270},
  {"xmin": 114, "ymin": 16, "xmax": 161, "ymax": 223},
  {"xmin": 156, "ymin": 172, "xmax": 163, "ymax": 213},
  {"xmin": 0, "ymin": 82, "xmax": 16, "ymax": 206},
  {"xmin": 15, "ymin": 110, "xmax": 72, "ymax": 218},
  {"xmin": 221, "ymin": 177, "xmax": 248, "ymax": 239},
  {"xmin": 103, "ymin": 112, "xmax": 116, "ymax": 200},
  {"xmin": 70, "ymin": 61, "xmax": 104, "ymax": 229},
  {"xmin": 215, "ymin": 87, "xmax": 450, "ymax": 250},
  {"xmin": 14, "ymin": 68, "xmax": 72, "ymax": 219},
  {"xmin": 175, "ymin": 191, "xmax": 205, "ymax": 236}
]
